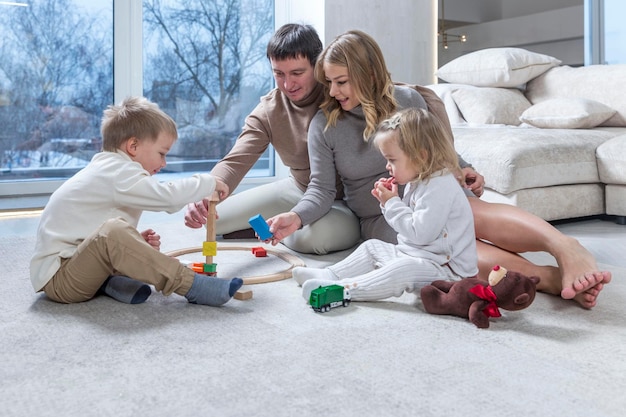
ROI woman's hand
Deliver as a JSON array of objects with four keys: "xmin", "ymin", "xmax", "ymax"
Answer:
[
  {"xmin": 266, "ymin": 212, "xmax": 303, "ymax": 246},
  {"xmin": 460, "ymin": 167, "xmax": 485, "ymax": 197}
]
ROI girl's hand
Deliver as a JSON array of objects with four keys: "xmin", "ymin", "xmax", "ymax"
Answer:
[{"xmin": 371, "ymin": 178, "xmax": 398, "ymax": 206}]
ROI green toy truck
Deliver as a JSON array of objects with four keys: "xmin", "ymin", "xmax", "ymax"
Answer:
[{"xmin": 309, "ymin": 284, "xmax": 351, "ymax": 313}]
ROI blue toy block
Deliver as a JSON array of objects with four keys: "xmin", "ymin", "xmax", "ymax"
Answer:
[{"xmin": 248, "ymin": 214, "xmax": 273, "ymax": 241}]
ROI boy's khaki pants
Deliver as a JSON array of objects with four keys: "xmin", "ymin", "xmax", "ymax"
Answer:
[{"xmin": 43, "ymin": 217, "xmax": 194, "ymax": 303}]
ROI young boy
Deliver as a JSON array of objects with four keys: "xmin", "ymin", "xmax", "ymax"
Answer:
[{"xmin": 30, "ymin": 96, "xmax": 242, "ymax": 306}]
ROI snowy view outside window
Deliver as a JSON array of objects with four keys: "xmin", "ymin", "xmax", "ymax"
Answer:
[{"xmin": 0, "ymin": 0, "xmax": 275, "ymax": 185}]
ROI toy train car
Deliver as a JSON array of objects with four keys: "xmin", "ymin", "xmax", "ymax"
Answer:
[{"xmin": 310, "ymin": 284, "xmax": 351, "ymax": 313}]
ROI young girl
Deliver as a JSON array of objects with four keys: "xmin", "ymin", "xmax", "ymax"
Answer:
[{"xmin": 294, "ymin": 108, "xmax": 478, "ymax": 302}]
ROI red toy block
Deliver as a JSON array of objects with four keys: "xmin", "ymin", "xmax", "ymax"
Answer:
[{"xmin": 252, "ymin": 247, "xmax": 267, "ymax": 257}]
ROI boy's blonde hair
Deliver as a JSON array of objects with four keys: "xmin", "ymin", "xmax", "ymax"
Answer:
[
  {"xmin": 100, "ymin": 96, "xmax": 177, "ymax": 151},
  {"xmin": 373, "ymin": 108, "xmax": 460, "ymax": 182},
  {"xmin": 315, "ymin": 30, "xmax": 396, "ymax": 141}
]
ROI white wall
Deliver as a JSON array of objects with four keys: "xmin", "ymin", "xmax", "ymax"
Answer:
[
  {"xmin": 439, "ymin": 5, "xmax": 584, "ymax": 67},
  {"xmin": 442, "ymin": 0, "xmax": 501, "ymax": 23},
  {"xmin": 274, "ymin": 0, "xmax": 325, "ymax": 42},
  {"xmin": 325, "ymin": 0, "xmax": 437, "ymax": 85},
  {"xmin": 275, "ymin": 1, "xmax": 587, "ymax": 85},
  {"xmin": 500, "ymin": 0, "xmax": 581, "ymax": 19}
]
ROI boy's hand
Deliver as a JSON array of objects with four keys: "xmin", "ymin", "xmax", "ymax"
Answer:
[{"xmin": 141, "ymin": 229, "xmax": 161, "ymax": 251}]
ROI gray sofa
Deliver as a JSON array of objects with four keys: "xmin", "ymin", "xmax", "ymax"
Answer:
[{"xmin": 427, "ymin": 49, "xmax": 626, "ymax": 224}]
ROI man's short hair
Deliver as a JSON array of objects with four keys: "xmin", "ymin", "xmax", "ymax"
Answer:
[{"xmin": 266, "ymin": 23, "xmax": 322, "ymax": 66}]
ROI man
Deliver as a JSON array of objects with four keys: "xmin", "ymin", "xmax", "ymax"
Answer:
[{"xmin": 183, "ymin": 23, "xmax": 360, "ymax": 254}]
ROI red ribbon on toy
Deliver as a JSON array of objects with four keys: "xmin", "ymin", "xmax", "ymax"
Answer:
[{"xmin": 469, "ymin": 284, "xmax": 502, "ymax": 318}]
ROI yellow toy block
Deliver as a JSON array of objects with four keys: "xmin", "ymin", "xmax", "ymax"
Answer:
[{"xmin": 202, "ymin": 241, "xmax": 217, "ymax": 257}]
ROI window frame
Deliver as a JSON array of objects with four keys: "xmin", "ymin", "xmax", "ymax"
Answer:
[{"xmin": 1, "ymin": 0, "xmax": 324, "ymax": 209}]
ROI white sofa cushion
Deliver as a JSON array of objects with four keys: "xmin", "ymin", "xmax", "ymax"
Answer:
[
  {"xmin": 605, "ymin": 185, "xmax": 626, "ymax": 217},
  {"xmin": 451, "ymin": 87, "xmax": 531, "ymax": 126},
  {"xmin": 525, "ymin": 64, "xmax": 626, "ymax": 127},
  {"xmin": 436, "ymin": 48, "xmax": 561, "ymax": 88},
  {"xmin": 424, "ymin": 83, "xmax": 467, "ymax": 125},
  {"xmin": 453, "ymin": 126, "xmax": 617, "ymax": 194},
  {"xmin": 519, "ymin": 98, "xmax": 616, "ymax": 129},
  {"xmin": 480, "ymin": 184, "xmax": 605, "ymax": 222},
  {"xmin": 596, "ymin": 134, "xmax": 626, "ymax": 185}
]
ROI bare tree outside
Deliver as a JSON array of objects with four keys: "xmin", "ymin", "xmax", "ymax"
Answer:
[
  {"xmin": 143, "ymin": 0, "xmax": 274, "ymax": 172},
  {"xmin": 0, "ymin": 0, "xmax": 275, "ymax": 183},
  {"xmin": 0, "ymin": 0, "xmax": 112, "ymax": 180}
]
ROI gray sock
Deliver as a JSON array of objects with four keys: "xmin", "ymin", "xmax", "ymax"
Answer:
[
  {"xmin": 185, "ymin": 274, "xmax": 243, "ymax": 306},
  {"xmin": 99, "ymin": 275, "xmax": 152, "ymax": 304}
]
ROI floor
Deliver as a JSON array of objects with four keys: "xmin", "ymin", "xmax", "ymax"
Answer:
[
  {"xmin": 2, "ymin": 208, "xmax": 625, "ymax": 270},
  {"xmin": 3, "ymin": 209, "xmax": 625, "ymax": 417}
]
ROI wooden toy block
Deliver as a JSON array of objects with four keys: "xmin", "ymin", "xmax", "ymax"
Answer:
[
  {"xmin": 252, "ymin": 247, "xmax": 267, "ymax": 257},
  {"xmin": 202, "ymin": 241, "xmax": 217, "ymax": 257},
  {"xmin": 248, "ymin": 213, "xmax": 273, "ymax": 241},
  {"xmin": 190, "ymin": 262, "xmax": 217, "ymax": 274},
  {"xmin": 234, "ymin": 287, "xmax": 253, "ymax": 300},
  {"xmin": 205, "ymin": 191, "xmax": 220, "ymax": 265}
]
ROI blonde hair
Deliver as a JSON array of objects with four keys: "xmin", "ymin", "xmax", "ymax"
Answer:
[
  {"xmin": 100, "ymin": 96, "xmax": 177, "ymax": 151},
  {"xmin": 315, "ymin": 30, "xmax": 396, "ymax": 141},
  {"xmin": 373, "ymin": 108, "xmax": 460, "ymax": 182}
]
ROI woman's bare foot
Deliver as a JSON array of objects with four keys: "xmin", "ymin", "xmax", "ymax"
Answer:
[
  {"xmin": 573, "ymin": 280, "xmax": 605, "ymax": 309},
  {"xmin": 554, "ymin": 237, "xmax": 611, "ymax": 307}
]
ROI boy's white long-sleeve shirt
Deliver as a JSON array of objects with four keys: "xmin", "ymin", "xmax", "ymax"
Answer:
[{"xmin": 30, "ymin": 150, "xmax": 216, "ymax": 291}]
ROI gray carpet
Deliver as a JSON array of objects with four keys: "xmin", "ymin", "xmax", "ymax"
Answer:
[{"xmin": 2, "ymin": 229, "xmax": 626, "ymax": 417}]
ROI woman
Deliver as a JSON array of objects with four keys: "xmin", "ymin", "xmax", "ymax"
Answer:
[
  {"xmin": 267, "ymin": 30, "xmax": 610, "ymax": 308},
  {"xmin": 294, "ymin": 108, "xmax": 479, "ymax": 304}
]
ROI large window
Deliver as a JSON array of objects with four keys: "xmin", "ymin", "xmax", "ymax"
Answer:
[
  {"xmin": 585, "ymin": 0, "xmax": 626, "ymax": 64},
  {"xmin": 0, "ymin": 0, "xmax": 276, "ymax": 208},
  {"xmin": 142, "ymin": 0, "xmax": 275, "ymax": 177},
  {"xmin": 0, "ymin": 0, "xmax": 113, "ymax": 183},
  {"xmin": 602, "ymin": 0, "xmax": 626, "ymax": 64}
]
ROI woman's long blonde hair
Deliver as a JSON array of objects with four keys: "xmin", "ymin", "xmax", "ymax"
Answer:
[{"xmin": 315, "ymin": 30, "xmax": 397, "ymax": 141}]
